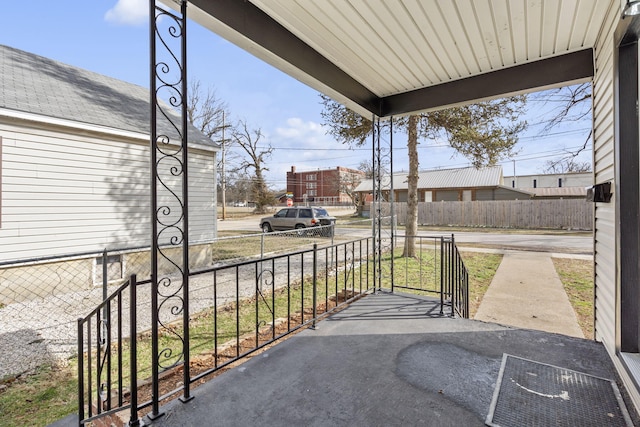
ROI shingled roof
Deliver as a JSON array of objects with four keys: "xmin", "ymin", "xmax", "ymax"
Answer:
[{"xmin": 0, "ymin": 44, "xmax": 215, "ymax": 149}]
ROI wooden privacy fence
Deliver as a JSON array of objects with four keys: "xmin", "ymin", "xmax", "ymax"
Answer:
[{"xmin": 383, "ymin": 200, "xmax": 592, "ymax": 230}]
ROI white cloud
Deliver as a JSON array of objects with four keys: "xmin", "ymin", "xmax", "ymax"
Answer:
[
  {"xmin": 274, "ymin": 118, "xmax": 331, "ymax": 148},
  {"xmin": 105, "ymin": 0, "xmax": 148, "ymax": 26}
]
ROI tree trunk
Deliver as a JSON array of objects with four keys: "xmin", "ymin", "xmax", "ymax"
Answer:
[
  {"xmin": 252, "ymin": 167, "xmax": 269, "ymax": 214},
  {"xmin": 403, "ymin": 115, "xmax": 419, "ymax": 257}
]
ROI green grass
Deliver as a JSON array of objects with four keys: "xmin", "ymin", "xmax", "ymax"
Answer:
[
  {"xmin": 382, "ymin": 247, "xmax": 442, "ymax": 293},
  {"xmin": 378, "ymin": 246, "xmax": 502, "ymax": 317},
  {"xmin": 461, "ymin": 251, "xmax": 503, "ymax": 317},
  {"xmin": 552, "ymin": 257, "xmax": 594, "ymax": 339},
  {"xmin": 211, "ymin": 233, "xmax": 333, "ymax": 262},
  {"xmin": 0, "ymin": 362, "xmax": 78, "ymax": 427}
]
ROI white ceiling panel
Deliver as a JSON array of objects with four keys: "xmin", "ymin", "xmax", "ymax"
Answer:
[
  {"xmin": 187, "ymin": 0, "xmax": 617, "ymax": 117},
  {"xmin": 251, "ymin": 0, "xmax": 612, "ymax": 97}
]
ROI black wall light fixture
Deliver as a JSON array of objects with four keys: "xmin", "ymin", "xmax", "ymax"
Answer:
[{"xmin": 586, "ymin": 182, "xmax": 613, "ymax": 203}]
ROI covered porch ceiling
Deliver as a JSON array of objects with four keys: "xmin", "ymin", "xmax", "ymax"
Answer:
[{"xmin": 184, "ymin": 0, "xmax": 616, "ymax": 118}]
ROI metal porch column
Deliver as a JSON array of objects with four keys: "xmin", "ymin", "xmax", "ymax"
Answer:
[
  {"xmin": 371, "ymin": 116, "xmax": 395, "ymax": 292},
  {"xmin": 149, "ymin": 0, "xmax": 191, "ymax": 419}
]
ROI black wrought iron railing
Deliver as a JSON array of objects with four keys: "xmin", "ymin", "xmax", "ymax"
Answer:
[
  {"xmin": 77, "ymin": 274, "xmax": 140, "ymax": 426},
  {"xmin": 391, "ymin": 234, "xmax": 470, "ymax": 318},
  {"xmin": 77, "ymin": 234, "xmax": 468, "ymax": 426}
]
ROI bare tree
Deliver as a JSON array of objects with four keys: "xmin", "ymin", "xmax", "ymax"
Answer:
[
  {"xmin": 534, "ymin": 83, "xmax": 592, "ymax": 133},
  {"xmin": 231, "ymin": 120, "xmax": 275, "ymax": 213},
  {"xmin": 532, "ymin": 83, "xmax": 593, "ymax": 168},
  {"xmin": 187, "ymin": 79, "xmax": 230, "ymax": 139},
  {"xmin": 543, "ymin": 158, "xmax": 592, "ymax": 174},
  {"xmin": 321, "ymin": 95, "xmax": 527, "ymax": 257},
  {"xmin": 358, "ymin": 159, "xmax": 375, "ymax": 179},
  {"xmin": 218, "ymin": 169, "xmax": 252, "ymax": 204},
  {"xmin": 328, "ymin": 170, "xmax": 364, "ymax": 208},
  {"xmin": 186, "ymin": 79, "xmax": 238, "ymax": 217}
]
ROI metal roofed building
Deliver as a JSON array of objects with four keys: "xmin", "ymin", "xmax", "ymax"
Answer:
[
  {"xmin": 522, "ymin": 186, "xmax": 589, "ymax": 199},
  {"xmin": 354, "ymin": 166, "xmax": 533, "ymax": 202},
  {"xmin": 505, "ymin": 172, "xmax": 593, "ymax": 189},
  {"xmin": 504, "ymin": 172, "xmax": 592, "ymax": 199}
]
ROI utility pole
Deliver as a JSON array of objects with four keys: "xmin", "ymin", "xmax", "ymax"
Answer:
[{"xmin": 221, "ymin": 111, "xmax": 227, "ymax": 220}]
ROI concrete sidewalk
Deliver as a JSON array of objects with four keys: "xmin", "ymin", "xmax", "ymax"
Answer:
[{"xmin": 474, "ymin": 250, "xmax": 585, "ymax": 338}]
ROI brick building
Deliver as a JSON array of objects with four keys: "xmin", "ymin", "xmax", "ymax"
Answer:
[{"xmin": 286, "ymin": 166, "xmax": 365, "ymax": 205}]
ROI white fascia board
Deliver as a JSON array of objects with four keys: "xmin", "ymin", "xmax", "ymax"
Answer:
[{"xmin": 0, "ymin": 108, "xmax": 218, "ymax": 154}]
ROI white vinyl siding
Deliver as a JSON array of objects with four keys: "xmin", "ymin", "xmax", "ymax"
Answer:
[
  {"xmin": 0, "ymin": 121, "xmax": 216, "ymax": 263},
  {"xmin": 592, "ymin": 0, "xmax": 640, "ymax": 412},
  {"xmin": 592, "ymin": 0, "xmax": 617, "ymax": 351}
]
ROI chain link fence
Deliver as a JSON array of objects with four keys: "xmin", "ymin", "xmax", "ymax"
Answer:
[{"xmin": 0, "ymin": 220, "xmax": 375, "ymax": 379}]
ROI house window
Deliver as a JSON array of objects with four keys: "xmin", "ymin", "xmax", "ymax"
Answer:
[
  {"xmin": 306, "ymin": 174, "xmax": 316, "ymax": 181},
  {"xmin": 307, "ymin": 189, "xmax": 316, "ymax": 196},
  {"xmin": 306, "ymin": 182, "xmax": 316, "ymax": 189}
]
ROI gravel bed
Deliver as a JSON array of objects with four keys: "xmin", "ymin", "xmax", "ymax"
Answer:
[{"xmin": 0, "ymin": 241, "xmax": 366, "ymax": 380}]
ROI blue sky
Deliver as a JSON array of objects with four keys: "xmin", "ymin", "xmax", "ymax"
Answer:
[{"xmin": 4, "ymin": 1, "xmax": 592, "ymax": 189}]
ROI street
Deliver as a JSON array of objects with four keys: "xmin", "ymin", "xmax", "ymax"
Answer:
[{"xmin": 217, "ymin": 210, "xmax": 593, "ymax": 255}]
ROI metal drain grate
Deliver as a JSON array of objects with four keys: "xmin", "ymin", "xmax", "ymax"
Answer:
[{"xmin": 486, "ymin": 354, "xmax": 633, "ymax": 427}]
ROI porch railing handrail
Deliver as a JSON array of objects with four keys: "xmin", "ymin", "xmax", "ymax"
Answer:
[
  {"xmin": 76, "ymin": 234, "xmax": 469, "ymax": 426},
  {"xmin": 392, "ymin": 233, "xmax": 469, "ymax": 318}
]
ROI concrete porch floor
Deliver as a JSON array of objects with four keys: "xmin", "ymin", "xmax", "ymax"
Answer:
[{"xmin": 145, "ymin": 292, "xmax": 638, "ymax": 426}]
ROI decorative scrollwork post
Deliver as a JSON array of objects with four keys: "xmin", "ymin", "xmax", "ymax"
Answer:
[
  {"xmin": 149, "ymin": 0, "xmax": 191, "ymax": 418},
  {"xmin": 371, "ymin": 116, "xmax": 395, "ymax": 292}
]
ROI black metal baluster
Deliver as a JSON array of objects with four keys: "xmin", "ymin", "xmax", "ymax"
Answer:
[
  {"xmin": 96, "ymin": 308, "xmax": 102, "ymax": 414},
  {"xmin": 255, "ymin": 262, "xmax": 259, "ymax": 346},
  {"xmin": 129, "ymin": 275, "xmax": 140, "ymax": 426},
  {"xmin": 106, "ymin": 299, "xmax": 112, "ymax": 411},
  {"xmin": 325, "ymin": 247, "xmax": 329, "ymax": 312},
  {"xmin": 117, "ymin": 292, "xmax": 123, "ymax": 407},
  {"xmin": 271, "ymin": 258, "xmax": 276, "ymax": 340},
  {"xmin": 287, "ymin": 257, "xmax": 291, "ymax": 330},
  {"xmin": 439, "ymin": 236, "xmax": 444, "ymax": 315},
  {"xmin": 236, "ymin": 266, "xmax": 240, "ymax": 358},
  {"xmin": 77, "ymin": 319, "xmax": 85, "ymax": 425},
  {"xmin": 214, "ymin": 271, "xmax": 218, "ymax": 369}
]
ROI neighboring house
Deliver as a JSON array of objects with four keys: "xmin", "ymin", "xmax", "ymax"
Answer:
[
  {"xmin": 354, "ymin": 166, "xmax": 533, "ymax": 203},
  {"xmin": 505, "ymin": 172, "xmax": 592, "ymax": 199},
  {"xmin": 0, "ymin": 45, "xmax": 218, "ymax": 299},
  {"xmin": 505, "ymin": 172, "xmax": 592, "ymax": 189},
  {"xmin": 286, "ymin": 166, "xmax": 365, "ymax": 204}
]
